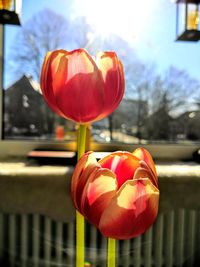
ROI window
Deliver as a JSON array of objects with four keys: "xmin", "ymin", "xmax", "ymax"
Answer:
[
  {"xmin": 1, "ymin": 0, "xmax": 200, "ymax": 159},
  {"xmin": 0, "ymin": 2, "xmax": 200, "ymax": 267}
]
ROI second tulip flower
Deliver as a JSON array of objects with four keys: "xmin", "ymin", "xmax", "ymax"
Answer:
[{"xmin": 71, "ymin": 148, "xmax": 159, "ymax": 240}]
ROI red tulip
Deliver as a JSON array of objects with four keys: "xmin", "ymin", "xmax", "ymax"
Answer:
[
  {"xmin": 40, "ymin": 48, "xmax": 124, "ymax": 124},
  {"xmin": 71, "ymin": 148, "xmax": 159, "ymax": 240}
]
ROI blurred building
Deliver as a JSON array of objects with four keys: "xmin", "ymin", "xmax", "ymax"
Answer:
[
  {"xmin": 4, "ymin": 75, "xmax": 55, "ymax": 138},
  {"xmin": 175, "ymin": 110, "xmax": 200, "ymax": 141}
]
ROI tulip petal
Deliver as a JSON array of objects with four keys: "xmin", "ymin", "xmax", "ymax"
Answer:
[
  {"xmin": 51, "ymin": 49, "xmax": 105, "ymax": 123},
  {"xmin": 96, "ymin": 52, "xmax": 125, "ymax": 119},
  {"xmin": 132, "ymin": 148, "xmax": 157, "ymax": 178},
  {"xmin": 139, "ymin": 160, "xmax": 158, "ymax": 188},
  {"xmin": 81, "ymin": 168, "xmax": 117, "ymax": 226},
  {"xmin": 133, "ymin": 166, "xmax": 151, "ymax": 179},
  {"xmin": 99, "ymin": 151, "xmax": 140, "ymax": 189},
  {"xmin": 71, "ymin": 151, "xmax": 99, "ymax": 210},
  {"xmin": 133, "ymin": 164, "xmax": 158, "ymax": 189},
  {"xmin": 40, "ymin": 50, "xmax": 66, "ymax": 117},
  {"xmin": 99, "ymin": 178, "xmax": 159, "ymax": 240}
]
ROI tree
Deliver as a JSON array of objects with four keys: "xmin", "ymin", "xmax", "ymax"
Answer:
[
  {"xmin": 144, "ymin": 68, "xmax": 200, "ymax": 140},
  {"xmin": 122, "ymin": 57, "xmax": 156, "ymax": 140},
  {"xmin": 9, "ymin": 8, "xmax": 71, "ymax": 82},
  {"xmin": 162, "ymin": 66, "xmax": 200, "ymax": 115},
  {"xmin": 8, "ymin": 9, "xmax": 72, "ymax": 134},
  {"xmin": 122, "ymin": 60, "xmax": 200, "ymax": 141},
  {"xmin": 8, "ymin": 9, "xmax": 94, "ymax": 135},
  {"xmin": 69, "ymin": 16, "xmax": 93, "ymax": 52},
  {"xmin": 9, "ymin": 9, "xmax": 95, "ymax": 82}
]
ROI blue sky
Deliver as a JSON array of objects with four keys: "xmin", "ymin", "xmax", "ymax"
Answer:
[{"xmin": 4, "ymin": 0, "xmax": 200, "ymax": 87}]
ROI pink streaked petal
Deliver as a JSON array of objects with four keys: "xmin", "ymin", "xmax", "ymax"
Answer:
[
  {"xmin": 52, "ymin": 49, "xmax": 105, "ymax": 123},
  {"xmin": 99, "ymin": 151, "xmax": 140, "ymax": 189},
  {"xmin": 95, "ymin": 52, "xmax": 125, "ymax": 119},
  {"xmin": 75, "ymin": 164, "xmax": 101, "ymax": 213},
  {"xmin": 61, "ymin": 49, "xmax": 97, "ymax": 79},
  {"xmin": 40, "ymin": 50, "xmax": 65, "ymax": 117},
  {"xmin": 71, "ymin": 152, "xmax": 98, "ymax": 210},
  {"xmin": 81, "ymin": 168, "xmax": 117, "ymax": 226},
  {"xmin": 99, "ymin": 178, "xmax": 159, "ymax": 240},
  {"xmin": 56, "ymin": 73, "xmax": 104, "ymax": 123},
  {"xmin": 132, "ymin": 148, "xmax": 157, "ymax": 178}
]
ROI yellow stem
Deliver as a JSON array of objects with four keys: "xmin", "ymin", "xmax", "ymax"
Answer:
[
  {"xmin": 76, "ymin": 124, "xmax": 87, "ymax": 267},
  {"xmin": 107, "ymin": 238, "xmax": 116, "ymax": 267}
]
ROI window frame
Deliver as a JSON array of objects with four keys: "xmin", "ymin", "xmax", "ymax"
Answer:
[
  {"xmin": 0, "ymin": 140, "xmax": 199, "ymax": 161},
  {"xmin": 0, "ymin": 25, "xmax": 200, "ymax": 161},
  {"xmin": 0, "ymin": 25, "xmax": 4, "ymax": 142}
]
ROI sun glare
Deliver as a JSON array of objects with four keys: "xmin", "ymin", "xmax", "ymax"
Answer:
[{"xmin": 72, "ymin": 0, "xmax": 155, "ymax": 43}]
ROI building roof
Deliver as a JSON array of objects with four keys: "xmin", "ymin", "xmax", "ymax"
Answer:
[{"xmin": 5, "ymin": 75, "xmax": 42, "ymax": 95}]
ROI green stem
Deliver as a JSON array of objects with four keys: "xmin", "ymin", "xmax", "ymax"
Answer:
[
  {"xmin": 77, "ymin": 124, "xmax": 87, "ymax": 160},
  {"xmin": 107, "ymin": 238, "xmax": 116, "ymax": 267},
  {"xmin": 76, "ymin": 124, "xmax": 87, "ymax": 267}
]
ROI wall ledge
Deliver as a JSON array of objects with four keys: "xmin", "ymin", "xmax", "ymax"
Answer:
[{"xmin": 0, "ymin": 159, "xmax": 200, "ymax": 221}]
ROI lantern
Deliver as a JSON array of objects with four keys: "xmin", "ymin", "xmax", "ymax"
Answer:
[
  {"xmin": 0, "ymin": 0, "xmax": 21, "ymax": 25},
  {"xmin": 176, "ymin": 0, "xmax": 200, "ymax": 41}
]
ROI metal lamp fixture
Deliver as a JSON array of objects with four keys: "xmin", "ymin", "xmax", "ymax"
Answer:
[
  {"xmin": 0, "ymin": 0, "xmax": 21, "ymax": 25},
  {"xmin": 176, "ymin": 0, "xmax": 200, "ymax": 41}
]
